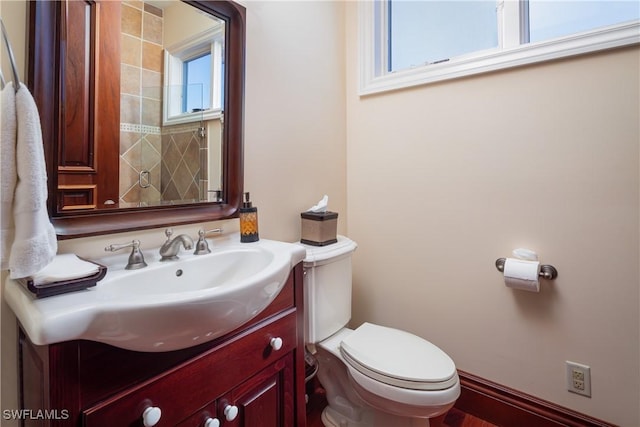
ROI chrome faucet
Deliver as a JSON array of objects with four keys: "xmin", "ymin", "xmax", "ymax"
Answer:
[
  {"xmin": 105, "ymin": 240, "xmax": 148, "ymax": 270},
  {"xmin": 159, "ymin": 228, "xmax": 194, "ymax": 261}
]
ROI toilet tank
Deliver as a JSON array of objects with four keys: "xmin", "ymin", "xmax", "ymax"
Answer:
[{"xmin": 301, "ymin": 236, "xmax": 358, "ymax": 344}]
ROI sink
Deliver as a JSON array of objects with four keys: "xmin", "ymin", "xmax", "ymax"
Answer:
[
  {"xmin": 104, "ymin": 247, "xmax": 275, "ymax": 296},
  {"xmin": 4, "ymin": 235, "xmax": 306, "ymax": 352}
]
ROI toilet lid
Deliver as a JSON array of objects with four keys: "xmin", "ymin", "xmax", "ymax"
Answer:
[{"xmin": 340, "ymin": 323, "xmax": 458, "ymax": 391}]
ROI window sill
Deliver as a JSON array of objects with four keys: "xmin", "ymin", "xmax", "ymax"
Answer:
[
  {"xmin": 359, "ymin": 21, "xmax": 640, "ymax": 96},
  {"xmin": 162, "ymin": 109, "xmax": 222, "ymax": 127}
]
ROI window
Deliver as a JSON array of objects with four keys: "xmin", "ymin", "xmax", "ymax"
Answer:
[
  {"xmin": 183, "ymin": 53, "xmax": 212, "ymax": 113},
  {"xmin": 528, "ymin": 1, "xmax": 640, "ymax": 43},
  {"xmin": 360, "ymin": 0, "xmax": 640, "ymax": 95},
  {"xmin": 389, "ymin": 1, "xmax": 499, "ymax": 71},
  {"xmin": 164, "ymin": 24, "xmax": 224, "ymax": 125}
]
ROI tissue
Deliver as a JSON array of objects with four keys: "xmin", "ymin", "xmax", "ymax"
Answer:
[
  {"xmin": 307, "ymin": 195, "xmax": 328, "ymax": 213},
  {"xmin": 503, "ymin": 258, "xmax": 540, "ymax": 292}
]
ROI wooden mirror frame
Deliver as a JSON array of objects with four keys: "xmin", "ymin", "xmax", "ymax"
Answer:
[{"xmin": 28, "ymin": 0, "xmax": 245, "ymax": 239}]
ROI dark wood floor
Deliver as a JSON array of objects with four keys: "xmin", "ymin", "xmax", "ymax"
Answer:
[
  {"xmin": 306, "ymin": 385, "xmax": 497, "ymax": 427},
  {"xmin": 440, "ymin": 408, "xmax": 499, "ymax": 427}
]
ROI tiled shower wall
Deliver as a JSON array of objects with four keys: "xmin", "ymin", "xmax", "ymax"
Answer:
[
  {"xmin": 160, "ymin": 124, "xmax": 207, "ymax": 203},
  {"xmin": 119, "ymin": 1, "xmax": 163, "ymax": 206}
]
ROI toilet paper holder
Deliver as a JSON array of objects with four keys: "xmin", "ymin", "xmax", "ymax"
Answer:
[{"xmin": 495, "ymin": 258, "xmax": 558, "ymax": 280}]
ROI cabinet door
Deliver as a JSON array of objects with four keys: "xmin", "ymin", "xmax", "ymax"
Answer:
[
  {"xmin": 237, "ymin": 376, "xmax": 280, "ymax": 427},
  {"xmin": 61, "ymin": 0, "xmax": 120, "ymax": 209},
  {"xmin": 219, "ymin": 353, "xmax": 295, "ymax": 427}
]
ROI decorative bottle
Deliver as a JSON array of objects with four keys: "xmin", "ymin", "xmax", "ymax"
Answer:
[{"xmin": 239, "ymin": 192, "xmax": 259, "ymax": 242}]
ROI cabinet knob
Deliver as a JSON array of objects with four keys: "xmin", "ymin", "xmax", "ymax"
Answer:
[
  {"xmin": 270, "ymin": 337, "xmax": 283, "ymax": 351},
  {"xmin": 142, "ymin": 406, "xmax": 162, "ymax": 427},
  {"xmin": 223, "ymin": 404, "xmax": 239, "ymax": 421},
  {"xmin": 204, "ymin": 417, "xmax": 221, "ymax": 427}
]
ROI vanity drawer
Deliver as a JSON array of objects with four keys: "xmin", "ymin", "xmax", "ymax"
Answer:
[{"xmin": 82, "ymin": 310, "xmax": 297, "ymax": 427}]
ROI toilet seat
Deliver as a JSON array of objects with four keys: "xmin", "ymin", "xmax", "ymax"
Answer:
[{"xmin": 340, "ymin": 323, "xmax": 458, "ymax": 391}]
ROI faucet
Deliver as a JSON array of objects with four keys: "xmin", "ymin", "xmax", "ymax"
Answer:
[
  {"xmin": 105, "ymin": 240, "xmax": 148, "ymax": 270},
  {"xmin": 193, "ymin": 228, "xmax": 223, "ymax": 255},
  {"xmin": 159, "ymin": 228, "xmax": 194, "ymax": 261}
]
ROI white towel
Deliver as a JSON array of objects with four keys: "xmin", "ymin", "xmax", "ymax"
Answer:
[
  {"xmin": 8, "ymin": 83, "xmax": 57, "ymax": 279},
  {"xmin": 30, "ymin": 254, "xmax": 100, "ymax": 285},
  {"xmin": 1, "ymin": 82, "xmax": 17, "ymax": 269}
]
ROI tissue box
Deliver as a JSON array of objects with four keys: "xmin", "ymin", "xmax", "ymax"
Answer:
[{"xmin": 301, "ymin": 211, "xmax": 338, "ymax": 246}]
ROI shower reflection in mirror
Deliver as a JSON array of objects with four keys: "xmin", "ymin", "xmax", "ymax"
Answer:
[{"xmin": 119, "ymin": 2, "xmax": 224, "ymax": 207}]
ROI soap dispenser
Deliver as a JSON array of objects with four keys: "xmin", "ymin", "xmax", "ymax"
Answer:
[{"xmin": 239, "ymin": 192, "xmax": 259, "ymax": 242}]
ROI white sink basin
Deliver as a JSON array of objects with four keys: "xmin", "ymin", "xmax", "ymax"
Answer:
[{"xmin": 4, "ymin": 235, "xmax": 306, "ymax": 352}]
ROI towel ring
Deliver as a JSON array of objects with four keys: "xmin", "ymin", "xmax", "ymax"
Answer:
[{"xmin": 0, "ymin": 18, "xmax": 21, "ymax": 93}]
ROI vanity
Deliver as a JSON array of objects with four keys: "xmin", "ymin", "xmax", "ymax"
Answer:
[{"xmin": 10, "ymin": 240, "xmax": 307, "ymax": 427}]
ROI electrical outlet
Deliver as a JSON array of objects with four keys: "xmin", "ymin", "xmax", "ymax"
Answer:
[{"xmin": 566, "ymin": 361, "xmax": 591, "ymax": 397}]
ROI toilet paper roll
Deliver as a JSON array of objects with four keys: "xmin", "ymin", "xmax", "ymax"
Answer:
[{"xmin": 503, "ymin": 258, "xmax": 540, "ymax": 292}]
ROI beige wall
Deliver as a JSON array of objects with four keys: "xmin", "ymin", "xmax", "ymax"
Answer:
[
  {"xmin": 2, "ymin": 1, "xmax": 639, "ymax": 426},
  {"xmin": 242, "ymin": 0, "xmax": 347, "ymax": 240},
  {"xmin": 163, "ymin": 0, "xmax": 219, "ymax": 46},
  {"xmin": 345, "ymin": 3, "xmax": 639, "ymax": 426}
]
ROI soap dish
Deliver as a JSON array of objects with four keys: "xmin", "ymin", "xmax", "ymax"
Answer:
[{"xmin": 17, "ymin": 258, "xmax": 107, "ymax": 298}]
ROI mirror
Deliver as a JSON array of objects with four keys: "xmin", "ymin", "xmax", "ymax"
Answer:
[{"xmin": 28, "ymin": 0, "xmax": 245, "ymax": 239}]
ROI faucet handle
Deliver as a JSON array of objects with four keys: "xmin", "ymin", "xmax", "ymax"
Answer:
[
  {"xmin": 164, "ymin": 228, "xmax": 173, "ymax": 240},
  {"xmin": 194, "ymin": 228, "xmax": 223, "ymax": 255},
  {"xmin": 105, "ymin": 240, "xmax": 148, "ymax": 270}
]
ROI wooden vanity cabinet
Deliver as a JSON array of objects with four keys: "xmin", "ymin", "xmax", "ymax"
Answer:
[{"xmin": 18, "ymin": 264, "xmax": 306, "ymax": 427}]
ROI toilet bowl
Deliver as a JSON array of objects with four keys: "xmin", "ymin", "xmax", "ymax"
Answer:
[{"xmin": 301, "ymin": 236, "xmax": 460, "ymax": 426}]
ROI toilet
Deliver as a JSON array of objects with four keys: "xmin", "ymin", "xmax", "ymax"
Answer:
[{"xmin": 301, "ymin": 236, "xmax": 460, "ymax": 427}]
